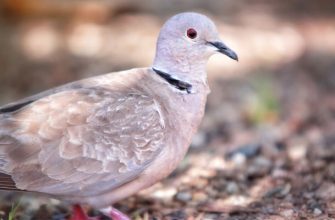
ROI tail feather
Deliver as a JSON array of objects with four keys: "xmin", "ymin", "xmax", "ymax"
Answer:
[
  {"xmin": 0, "ymin": 134, "xmax": 17, "ymax": 172},
  {"xmin": 0, "ymin": 173, "xmax": 20, "ymax": 191}
]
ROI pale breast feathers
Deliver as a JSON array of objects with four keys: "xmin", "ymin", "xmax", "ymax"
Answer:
[{"xmin": 0, "ymin": 83, "xmax": 165, "ymax": 196}]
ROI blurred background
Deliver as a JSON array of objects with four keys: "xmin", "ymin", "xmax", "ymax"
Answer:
[{"xmin": 0, "ymin": 0, "xmax": 334, "ymax": 219}]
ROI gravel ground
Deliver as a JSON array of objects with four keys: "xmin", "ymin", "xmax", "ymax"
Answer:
[{"xmin": 0, "ymin": 1, "xmax": 334, "ymax": 219}]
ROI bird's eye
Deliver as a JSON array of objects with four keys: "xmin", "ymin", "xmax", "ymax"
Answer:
[{"xmin": 186, "ymin": 28, "xmax": 197, "ymax": 39}]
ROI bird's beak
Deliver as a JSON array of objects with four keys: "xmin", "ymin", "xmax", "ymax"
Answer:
[{"xmin": 208, "ymin": 41, "xmax": 238, "ymax": 61}]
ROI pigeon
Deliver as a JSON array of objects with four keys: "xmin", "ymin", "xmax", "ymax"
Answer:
[{"xmin": 0, "ymin": 12, "xmax": 238, "ymax": 220}]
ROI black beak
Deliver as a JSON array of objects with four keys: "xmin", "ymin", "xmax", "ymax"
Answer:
[{"xmin": 208, "ymin": 41, "xmax": 238, "ymax": 61}]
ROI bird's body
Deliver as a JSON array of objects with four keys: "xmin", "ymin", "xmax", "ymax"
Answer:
[
  {"xmin": 0, "ymin": 67, "xmax": 208, "ymax": 207},
  {"xmin": 0, "ymin": 12, "xmax": 237, "ymax": 219}
]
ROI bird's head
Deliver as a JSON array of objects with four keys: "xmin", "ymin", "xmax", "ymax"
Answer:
[{"xmin": 153, "ymin": 12, "xmax": 238, "ymax": 81}]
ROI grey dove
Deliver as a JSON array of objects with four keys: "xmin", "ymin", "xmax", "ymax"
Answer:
[{"xmin": 0, "ymin": 12, "xmax": 238, "ymax": 220}]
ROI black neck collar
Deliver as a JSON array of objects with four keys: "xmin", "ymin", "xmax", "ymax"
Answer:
[{"xmin": 152, "ymin": 68, "xmax": 193, "ymax": 94}]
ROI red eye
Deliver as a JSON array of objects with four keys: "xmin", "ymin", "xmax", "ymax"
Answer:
[{"xmin": 186, "ymin": 28, "xmax": 197, "ymax": 39}]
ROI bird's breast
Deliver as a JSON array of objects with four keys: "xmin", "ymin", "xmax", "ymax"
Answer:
[{"xmin": 143, "ymin": 86, "xmax": 208, "ymax": 183}]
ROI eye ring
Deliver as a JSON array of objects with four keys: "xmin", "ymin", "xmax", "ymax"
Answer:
[{"xmin": 186, "ymin": 28, "xmax": 197, "ymax": 39}]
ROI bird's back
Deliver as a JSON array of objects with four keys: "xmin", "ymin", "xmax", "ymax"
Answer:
[{"xmin": 0, "ymin": 68, "xmax": 166, "ymax": 197}]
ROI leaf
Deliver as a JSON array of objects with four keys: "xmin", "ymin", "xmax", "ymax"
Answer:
[{"xmin": 8, "ymin": 201, "xmax": 20, "ymax": 220}]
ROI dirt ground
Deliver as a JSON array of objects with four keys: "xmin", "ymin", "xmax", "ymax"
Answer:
[{"xmin": 0, "ymin": 1, "xmax": 334, "ymax": 219}]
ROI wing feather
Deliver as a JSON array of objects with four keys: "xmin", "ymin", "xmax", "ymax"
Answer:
[{"xmin": 0, "ymin": 73, "xmax": 165, "ymax": 197}]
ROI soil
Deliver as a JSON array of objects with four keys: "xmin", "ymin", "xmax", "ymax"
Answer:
[{"xmin": 0, "ymin": 1, "xmax": 334, "ymax": 219}]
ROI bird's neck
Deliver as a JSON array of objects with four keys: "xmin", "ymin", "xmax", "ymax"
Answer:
[
  {"xmin": 152, "ymin": 58, "xmax": 208, "ymax": 86},
  {"xmin": 151, "ymin": 66, "xmax": 210, "ymax": 96},
  {"xmin": 152, "ymin": 68, "xmax": 193, "ymax": 94}
]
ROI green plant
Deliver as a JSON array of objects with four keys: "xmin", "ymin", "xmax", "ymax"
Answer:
[
  {"xmin": 246, "ymin": 76, "xmax": 279, "ymax": 124},
  {"xmin": 8, "ymin": 202, "xmax": 20, "ymax": 220}
]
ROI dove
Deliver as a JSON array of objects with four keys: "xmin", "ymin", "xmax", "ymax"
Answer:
[{"xmin": 0, "ymin": 12, "xmax": 238, "ymax": 220}]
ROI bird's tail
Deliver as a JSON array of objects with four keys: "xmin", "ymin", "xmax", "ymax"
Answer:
[{"xmin": 0, "ymin": 115, "xmax": 17, "ymax": 173}]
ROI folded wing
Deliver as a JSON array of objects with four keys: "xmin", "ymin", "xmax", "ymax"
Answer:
[{"xmin": 0, "ymin": 78, "xmax": 165, "ymax": 197}]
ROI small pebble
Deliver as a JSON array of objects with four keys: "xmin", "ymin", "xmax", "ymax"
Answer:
[
  {"xmin": 287, "ymin": 142, "xmax": 307, "ymax": 161},
  {"xmin": 263, "ymin": 184, "xmax": 291, "ymax": 198},
  {"xmin": 247, "ymin": 158, "xmax": 272, "ymax": 178},
  {"xmin": 280, "ymin": 209, "xmax": 294, "ymax": 218},
  {"xmin": 231, "ymin": 153, "xmax": 247, "ymax": 166},
  {"xmin": 165, "ymin": 210, "xmax": 187, "ymax": 220},
  {"xmin": 226, "ymin": 143, "xmax": 261, "ymax": 158},
  {"xmin": 175, "ymin": 191, "xmax": 192, "ymax": 203},
  {"xmin": 203, "ymin": 213, "xmax": 221, "ymax": 220},
  {"xmin": 272, "ymin": 168, "xmax": 289, "ymax": 179},
  {"xmin": 192, "ymin": 191, "xmax": 208, "ymax": 203},
  {"xmin": 226, "ymin": 182, "xmax": 239, "ymax": 194},
  {"xmin": 191, "ymin": 132, "xmax": 207, "ymax": 148},
  {"xmin": 152, "ymin": 187, "xmax": 177, "ymax": 200},
  {"xmin": 315, "ymin": 182, "xmax": 335, "ymax": 200},
  {"xmin": 313, "ymin": 208, "xmax": 322, "ymax": 216},
  {"xmin": 254, "ymin": 156, "xmax": 271, "ymax": 167}
]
